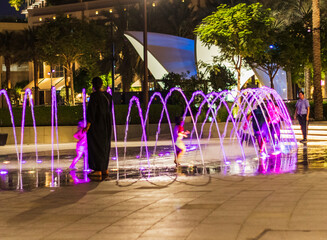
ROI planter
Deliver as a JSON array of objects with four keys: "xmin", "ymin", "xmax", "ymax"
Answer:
[{"xmin": 0, "ymin": 134, "xmax": 8, "ymax": 146}]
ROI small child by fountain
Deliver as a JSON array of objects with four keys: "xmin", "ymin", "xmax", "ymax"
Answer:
[
  {"xmin": 69, "ymin": 119, "xmax": 87, "ymax": 169},
  {"xmin": 173, "ymin": 117, "xmax": 190, "ymax": 167}
]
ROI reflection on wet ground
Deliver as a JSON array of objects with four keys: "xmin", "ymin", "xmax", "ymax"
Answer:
[
  {"xmin": 1, "ymin": 143, "xmax": 326, "ymax": 191},
  {"xmin": 297, "ymin": 143, "xmax": 327, "ymax": 171}
]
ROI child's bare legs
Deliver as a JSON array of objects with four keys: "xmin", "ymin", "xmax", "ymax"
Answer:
[
  {"xmin": 177, "ymin": 148, "xmax": 186, "ymax": 162},
  {"xmin": 70, "ymin": 150, "xmax": 84, "ymax": 169},
  {"xmin": 175, "ymin": 147, "xmax": 186, "ymax": 166}
]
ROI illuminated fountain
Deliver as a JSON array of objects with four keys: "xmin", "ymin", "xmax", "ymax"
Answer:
[{"xmin": 0, "ymin": 86, "xmax": 297, "ymax": 190}]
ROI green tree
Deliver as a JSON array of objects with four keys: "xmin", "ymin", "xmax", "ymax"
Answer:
[
  {"xmin": 17, "ymin": 27, "xmax": 42, "ymax": 105},
  {"xmin": 195, "ymin": 3, "xmax": 274, "ymax": 91},
  {"xmin": 0, "ymin": 31, "xmax": 20, "ymax": 91},
  {"xmin": 202, "ymin": 63, "xmax": 237, "ymax": 91},
  {"xmin": 37, "ymin": 16, "xmax": 105, "ymax": 105},
  {"xmin": 9, "ymin": 0, "xmax": 23, "ymax": 11},
  {"xmin": 245, "ymin": 25, "xmax": 283, "ymax": 89}
]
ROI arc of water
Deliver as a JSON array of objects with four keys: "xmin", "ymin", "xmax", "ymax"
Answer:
[
  {"xmin": 262, "ymin": 90, "xmax": 288, "ymax": 152},
  {"xmin": 238, "ymin": 89, "xmax": 275, "ymax": 155},
  {"xmin": 227, "ymin": 91, "xmax": 260, "ymax": 157},
  {"xmin": 18, "ymin": 89, "xmax": 38, "ymax": 190},
  {"xmin": 51, "ymin": 87, "xmax": 60, "ymax": 187},
  {"xmin": 196, "ymin": 92, "xmax": 230, "ymax": 164},
  {"xmin": 141, "ymin": 92, "xmax": 176, "ymax": 168},
  {"xmin": 185, "ymin": 92, "xmax": 228, "ymax": 164},
  {"xmin": 163, "ymin": 88, "xmax": 205, "ymax": 167},
  {"xmin": 0, "ymin": 90, "xmax": 19, "ymax": 162},
  {"xmin": 205, "ymin": 91, "xmax": 253, "ymax": 165},
  {"xmin": 262, "ymin": 87, "xmax": 297, "ymax": 148},
  {"xmin": 210, "ymin": 91, "xmax": 247, "ymax": 163},
  {"xmin": 107, "ymin": 87, "xmax": 119, "ymax": 180},
  {"xmin": 82, "ymin": 89, "xmax": 89, "ymax": 172},
  {"xmin": 187, "ymin": 91, "xmax": 214, "ymax": 143},
  {"xmin": 251, "ymin": 88, "xmax": 291, "ymax": 153},
  {"xmin": 123, "ymin": 96, "xmax": 149, "ymax": 174}
]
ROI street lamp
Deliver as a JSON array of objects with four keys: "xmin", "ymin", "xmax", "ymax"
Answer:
[{"xmin": 48, "ymin": 69, "xmax": 55, "ymax": 88}]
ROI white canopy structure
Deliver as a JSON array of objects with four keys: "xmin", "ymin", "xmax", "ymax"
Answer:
[
  {"xmin": 125, "ymin": 31, "xmax": 288, "ymax": 99},
  {"xmin": 23, "ymin": 77, "xmax": 65, "ymax": 91}
]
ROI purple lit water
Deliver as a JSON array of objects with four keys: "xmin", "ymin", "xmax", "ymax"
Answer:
[{"xmin": 0, "ymin": 87, "xmax": 298, "ymax": 189}]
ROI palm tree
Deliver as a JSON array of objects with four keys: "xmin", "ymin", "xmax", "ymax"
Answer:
[
  {"xmin": 0, "ymin": 31, "xmax": 19, "ymax": 92},
  {"xmin": 312, "ymin": 0, "xmax": 323, "ymax": 120},
  {"xmin": 18, "ymin": 27, "xmax": 41, "ymax": 105}
]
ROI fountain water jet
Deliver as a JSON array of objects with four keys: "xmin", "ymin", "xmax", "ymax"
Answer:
[{"xmin": 0, "ymin": 87, "xmax": 298, "ymax": 189}]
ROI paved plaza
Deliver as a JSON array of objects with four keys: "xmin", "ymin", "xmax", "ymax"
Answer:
[{"xmin": 1, "ymin": 142, "xmax": 327, "ymax": 240}]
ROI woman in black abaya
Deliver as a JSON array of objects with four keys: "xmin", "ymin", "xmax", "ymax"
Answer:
[{"xmin": 84, "ymin": 77, "xmax": 112, "ymax": 177}]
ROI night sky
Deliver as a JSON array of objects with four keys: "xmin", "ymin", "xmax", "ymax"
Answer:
[{"xmin": 0, "ymin": 1, "xmax": 23, "ymax": 17}]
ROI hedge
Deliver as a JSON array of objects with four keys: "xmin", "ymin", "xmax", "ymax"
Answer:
[{"xmin": 0, "ymin": 104, "xmax": 183, "ymax": 127}]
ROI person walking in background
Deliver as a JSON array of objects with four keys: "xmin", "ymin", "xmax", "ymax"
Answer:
[
  {"xmin": 84, "ymin": 77, "xmax": 112, "ymax": 179},
  {"xmin": 173, "ymin": 117, "xmax": 190, "ymax": 167},
  {"xmin": 69, "ymin": 119, "xmax": 87, "ymax": 169},
  {"xmin": 294, "ymin": 91, "xmax": 310, "ymax": 143}
]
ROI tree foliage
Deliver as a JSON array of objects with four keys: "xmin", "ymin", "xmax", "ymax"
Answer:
[
  {"xmin": 195, "ymin": 3, "xmax": 274, "ymax": 90},
  {"xmin": 9, "ymin": 0, "xmax": 24, "ymax": 11},
  {"xmin": 37, "ymin": 16, "xmax": 106, "ymax": 104}
]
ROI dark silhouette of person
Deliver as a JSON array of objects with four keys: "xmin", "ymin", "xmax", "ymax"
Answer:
[
  {"xmin": 246, "ymin": 103, "xmax": 268, "ymax": 153},
  {"xmin": 84, "ymin": 77, "xmax": 112, "ymax": 178}
]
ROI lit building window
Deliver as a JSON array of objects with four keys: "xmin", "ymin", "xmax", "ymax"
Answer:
[
  {"xmin": 152, "ymin": 2, "xmax": 156, "ymax": 7},
  {"xmin": 39, "ymin": 17, "xmax": 42, "ymax": 21},
  {"xmin": 67, "ymin": 14, "xmax": 70, "ymax": 18},
  {"xmin": 53, "ymin": 16, "xmax": 56, "ymax": 20},
  {"xmin": 124, "ymin": 8, "xmax": 127, "ymax": 11},
  {"xmin": 95, "ymin": 10, "xmax": 99, "ymax": 15},
  {"xmin": 109, "ymin": 9, "xmax": 113, "ymax": 13}
]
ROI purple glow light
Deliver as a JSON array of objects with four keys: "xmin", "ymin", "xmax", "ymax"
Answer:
[
  {"xmin": 22, "ymin": 160, "xmax": 26, "ymax": 164},
  {"xmin": 82, "ymin": 88, "xmax": 89, "ymax": 172},
  {"xmin": 0, "ymin": 170, "xmax": 8, "ymax": 175},
  {"xmin": 271, "ymin": 151, "xmax": 281, "ymax": 156},
  {"xmin": 107, "ymin": 88, "xmax": 119, "ymax": 180},
  {"xmin": 56, "ymin": 169, "xmax": 62, "ymax": 173},
  {"xmin": 111, "ymin": 157, "xmax": 117, "ymax": 160},
  {"xmin": 36, "ymin": 160, "xmax": 43, "ymax": 163}
]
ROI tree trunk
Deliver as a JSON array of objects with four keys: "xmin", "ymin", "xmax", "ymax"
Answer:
[
  {"xmin": 64, "ymin": 68, "xmax": 69, "ymax": 103},
  {"xmin": 269, "ymin": 71, "xmax": 274, "ymax": 89},
  {"xmin": 5, "ymin": 57, "xmax": 11, "ymax": 104},
  {"xmin": 287, "ymin": 71, "xmax": 293, "ymax": 100},
  {"xmin": 69, "ymin": 63, "xmax": 75, "ymax": 105},
  {"xmin": 236, "ymin": 56, "xmax": 242, "ymax": 91},
  {"xmin": 237, "ymin": 68, "xmax": 241, "ymax": 91},
  {"xmin": 304, "ymin": 66, "xmax": 311, "ymax": 99},
  {"xmin": 312, "ymin": 0, "xmax": 323, "ymax": 120},
  {"xmin": 5, "ymin": 57, "xmax": 11, "ymax": 90},
  {"xmin": 33, "ymin": 59, "xmax": 39, "ymax": 105}
]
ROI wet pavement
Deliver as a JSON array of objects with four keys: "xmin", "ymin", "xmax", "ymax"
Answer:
[{"xmin": 1, "ymin": 142, "xmax": 327, "ymax": 239}]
